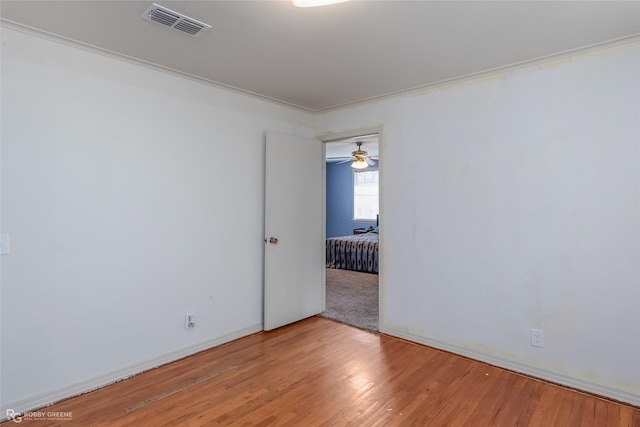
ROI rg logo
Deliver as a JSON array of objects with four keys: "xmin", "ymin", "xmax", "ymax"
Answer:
[{"xmin": 5, "ymin": 409, "xmax": 22, "ymax": 423}]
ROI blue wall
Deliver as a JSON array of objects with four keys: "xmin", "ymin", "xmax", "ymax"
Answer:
[{"xmin": 326, "ymin": 162, "xmax": 375, "ymax": 237}]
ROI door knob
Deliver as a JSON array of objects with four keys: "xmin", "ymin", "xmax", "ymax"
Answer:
[{"xmin": 268, "ymin": 237, "xmax": 278, "ymax": 244}]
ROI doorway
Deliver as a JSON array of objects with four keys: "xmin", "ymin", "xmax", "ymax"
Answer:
[{"xmin": 320, "ymin": 133, "xmax": 380, "ymax": 332}]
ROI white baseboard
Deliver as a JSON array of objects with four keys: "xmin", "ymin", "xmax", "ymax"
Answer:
[
  {"xmin": 380, "ymin": 325, "xmax": 640, "ymax": 407},
  {"xmin": 1, "ymin": 323, "xmax": 262, "ymax": 417}
]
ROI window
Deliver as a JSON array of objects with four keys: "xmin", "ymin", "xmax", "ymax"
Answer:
[{"xmin": 353, "ymin": 168, "xmax": 379, "ymax": 221}]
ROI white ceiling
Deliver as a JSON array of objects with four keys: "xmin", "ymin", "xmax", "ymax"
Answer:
[{"xmin": 1, "ymin": 1, "xmax": 639, "ymax": 112}]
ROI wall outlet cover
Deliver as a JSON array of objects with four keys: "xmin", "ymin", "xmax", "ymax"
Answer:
[{"xmin": 531, "ymin": 328, "xmax": 544, "ymax": 348}]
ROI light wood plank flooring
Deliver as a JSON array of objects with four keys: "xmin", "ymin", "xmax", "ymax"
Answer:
[{"xmin": 6, "ymin": 317, "xmax": 639, "ymax": 426}]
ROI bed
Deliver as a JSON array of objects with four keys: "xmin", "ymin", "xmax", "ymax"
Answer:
[{"xmin": 326, "ymin": 228, "xmax": 379, "ymax": 274}]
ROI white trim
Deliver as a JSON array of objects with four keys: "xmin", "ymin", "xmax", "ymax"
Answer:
[
  {"xmin": 0, "ymin": 323, "xmax": 262, "ymax": 417},
  {"xmin": 1, "ymin": 20, "xmax": 638, "ymax": 114},
  {"xmin": 377, "ymin": 128, "xmax": 386, "ymax": 329},
  {"xmin": 319, "ymin": 34, "xmax": 640, "ymax": 113},
  {"xmin": 0, "ymin": 19, "xmax": 312, "ymax": 113},
  {"xmin": 380, "ymin": 326, "xmax": 640, "ymax": 407},
  {"xmin": 318, "ymin": 127, "xmax": 384, "ymax": 143},
  {"xmin": 321, "ymin": 141, "xmax": 327, "ymax": 312}
]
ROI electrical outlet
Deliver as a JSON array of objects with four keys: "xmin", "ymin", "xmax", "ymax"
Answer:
[
  {"xmin": 185, "ymin": 313, "xmax": 196, "ymax": 329},
  {"xmin": 530, "ymin": 328, "xmax": 544, "ymax": 347}
]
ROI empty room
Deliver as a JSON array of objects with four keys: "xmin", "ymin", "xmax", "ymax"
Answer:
[{"xmin": 1, "ymin": 1, "xmax": 639, "ymax": 425}]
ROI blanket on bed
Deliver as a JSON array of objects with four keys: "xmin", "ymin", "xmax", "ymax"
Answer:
[{"xmin": 326, "ymin": 232, "xmax": 379, "ymax": 274}]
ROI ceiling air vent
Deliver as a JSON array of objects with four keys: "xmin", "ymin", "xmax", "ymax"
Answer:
[{"xmin": 143, "ymin": 3, "xmax": 211, "ymax": 37}]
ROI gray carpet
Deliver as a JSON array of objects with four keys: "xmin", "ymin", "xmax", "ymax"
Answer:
[{"xmin": 320, "ymin": 268, "xmax": 379, "ymax": 332}]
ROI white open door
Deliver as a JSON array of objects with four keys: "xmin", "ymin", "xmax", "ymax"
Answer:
[{"xmin": 264, "ymin": 131, "xmax": 324, "ymax": 331}]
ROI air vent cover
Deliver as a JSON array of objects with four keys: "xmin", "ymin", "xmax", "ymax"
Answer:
[{"xmin": 143, "ymin": 3, "xmax": 211, "ymax": 37}]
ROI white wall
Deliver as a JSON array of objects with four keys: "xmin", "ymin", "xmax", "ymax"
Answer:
[
  {"xmin": 317, "ymin": 41, "xmax": 640, "ymax": 405},
  {"xmin": 2, "ymin": 24, "xmax": 639, "ymax": 412},
  {"xmin": 0, "ymin": 26, "xmax": 314, "ymax": 411}
]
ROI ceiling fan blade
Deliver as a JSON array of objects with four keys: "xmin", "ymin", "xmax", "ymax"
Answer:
[
  {"xmin": 365, "ymin": 158, "xmax": 377, "ymax": 166},
  {"xmin": 335, "ymin": 159, "xmax": 353, "ymax": 165}
]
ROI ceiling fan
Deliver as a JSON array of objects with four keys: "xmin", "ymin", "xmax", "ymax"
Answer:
[{"xmin": 327, "ymin": 141, "xmax": 378, "ymax": 169}]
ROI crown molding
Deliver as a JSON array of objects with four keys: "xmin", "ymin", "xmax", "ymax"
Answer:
[
  {"xmin": 318, "ymin": 33, "xmax": 640, "ymax": 114},
  {"xmin": 2, "ymin": 19, "xmax": 639, "ymax": 115},
  {"xmin": 0, "ymin": 19, "xmax": 314, "ymax": 113}
]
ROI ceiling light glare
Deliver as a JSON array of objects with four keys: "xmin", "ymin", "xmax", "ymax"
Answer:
[
  {"xmin": 293, "ymin": 0, "xmax": 349, "ymax": 7},
  {"xmin": 351, "ymin": 159, "xmax": 368, "ymax": 169}
]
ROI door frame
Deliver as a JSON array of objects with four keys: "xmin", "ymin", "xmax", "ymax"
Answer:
[{"xmin": 318, "ymin": 126, "xmax": 385, "ymax": 332}]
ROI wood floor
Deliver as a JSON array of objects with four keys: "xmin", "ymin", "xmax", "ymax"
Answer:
[{"xmin": 8, "ymin": 317, "xmax": 639, "ymax": 426}]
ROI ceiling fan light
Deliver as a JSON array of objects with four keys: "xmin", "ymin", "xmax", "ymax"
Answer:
[
  {"xmin": 292, "ymin": 0, "xmax": 349, "ymax": 7},
  {"xmin": 351, "ymin": 159, "xmax": 368, "ymax": 169}
]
